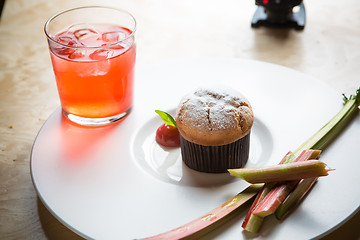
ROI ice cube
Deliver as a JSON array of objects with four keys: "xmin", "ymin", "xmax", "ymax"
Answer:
[
  {"xmin": 68, "ymin": 50, "xmax": 84, "ymax": 60},
  {"xmin": 74, "ymin": 29, "xmax": 101, "ymax": 47},
  {"xmin": 67, "ymin": 24, "xmax": 102, "ymax": 47},
  {"xmin": 89, "ymin": 49, "xmax": 114, "ymax": 61},
  {"xmin": 101, "ymin": 43, "xmax": 124, "ymax": 50},
  {"xmin": 57, "ymin": 47, "xmax": 75, "ymax": 56},
  {"xmin": 74, "ymin": 28, "xmax": 99, "ymax": 40},
  {"xmin": 102, "ymin": 31, "xmax": 126, "ymax": 43},
  {"xmin": 53, "ymin": 30, "xmax": 80, "ymax": 47},
  {"xmin": 76, "ymin": 61, "xmax": 110, "ymax": 77},
  {"xmin": 57, "ymin": 36, "xmax": 77, "ymax": 46}
]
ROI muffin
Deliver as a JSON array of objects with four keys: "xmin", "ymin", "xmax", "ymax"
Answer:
[{"xmin": 175, "ymin": 87, "xmax": 254, "ymax": 173}]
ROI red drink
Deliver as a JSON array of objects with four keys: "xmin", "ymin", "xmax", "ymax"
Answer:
[{"xmin": 48, "ymin": 23, "xmax": 136, "ymax": 122}]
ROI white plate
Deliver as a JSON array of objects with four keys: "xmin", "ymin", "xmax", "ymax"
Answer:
[{"xmin": 31, "ymin": 59, "xmax": 360, "ymax": 240}]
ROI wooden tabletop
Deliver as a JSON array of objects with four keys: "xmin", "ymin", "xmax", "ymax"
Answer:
[{"xmin": 1, "ymin": 0, "xmax": 359, "ymax": 239}]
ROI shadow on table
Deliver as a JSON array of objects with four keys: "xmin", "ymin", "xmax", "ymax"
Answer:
[
  {"xmin": 37, "ymin": 198, "xmax": 85, "ymax": 240},
  {"xmin": 251, "ymin": 28, "xmax": 304, "ymax": 66}
]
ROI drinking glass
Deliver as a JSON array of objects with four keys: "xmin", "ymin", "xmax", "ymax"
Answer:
[{"xmin": 45, "ymin": 6, "xmax": 136, "ymax": 126}]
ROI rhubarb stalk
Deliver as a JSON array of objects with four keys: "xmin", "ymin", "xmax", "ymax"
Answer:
[
  {"xmin": 139, "ymin": 89, "xmax": 359, "ymax": 239},
  {"xmin": 243, "ymin": 88, "xmax": 359, "ymax": 231},
  {"xmin": 241, "ymin": 151, "xmax": 294, "ymax": 232},
  {"xmin": 275, "ymin": 177, "xmax": 318, "ymax": 219},
  {"xmin": 138, "ymin": 184, "xmax": 263, "ymax": 240},
  {"xmin": 228, "ymin": 160, "xmax": 329, "ymax": 184},
  {"xmin": 273, "ymin": 89, "xmax": 360, "ymax": 219},
  {"xmin": 241, "ymin": 149, "xmax": 321, "ymax": 231}
]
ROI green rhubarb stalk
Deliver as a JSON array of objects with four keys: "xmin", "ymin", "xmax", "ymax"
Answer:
[
  {"xmin": 228, "ymin": 160, "xmax": 330, "ymax": 184},
  {"xmin": 241, "ymin": 152, "xmax": 294, "ymax": 233},
  {"xmin": 242, "ymin": 214, "xmax": 263, "ymax": 233},
  {"xmin": 139, "ymin": 184, "xmax": 263, "ymax": 240},
  {"xmin": 294, "ymin": 89, "xmax": 360, "ymax": 154},
  {"xmin": 241, "ymin": 184, "xmax": 274, "ymax": 233},
  {"xmin": 283, "ymin": 149, "xmax": 321, "ymax": 164},
  {"xmin": 252, "ymin": 181, "xmax": 298, "ymax": 217},
  {"xmin": 275, "ymin": 177, "xmax": 318, "ymax": 219},
  {"xmin": 140, "ymin": 89, "xmax": 359, "ymax": 238},
  {"xmin": 241, "ymin": 150, "xmax": 319, "ymax": 232},
  {"xmin": 273, "ymin": 89, "xmax": 360, "ymax": 219},
  {"xmin": 241, "ymin": 149, "xmax": 321, "ymax": 232},
  {"xmin": 245, "ymin": 88, "xmax": 359, "ymax": 229},
  {"xmin": 247, "ymin": 153, "xmax": 324, "ymax": 218}
]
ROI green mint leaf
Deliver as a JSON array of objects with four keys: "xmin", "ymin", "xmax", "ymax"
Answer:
[{"xmin": 155, "ymin": 110, "xmax": 177, "ymax": 128}]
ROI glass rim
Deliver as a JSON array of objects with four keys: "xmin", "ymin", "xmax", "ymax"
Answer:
[{"xmin": 44, "ymin": 5, "xmax": 137, "ymax": 50}]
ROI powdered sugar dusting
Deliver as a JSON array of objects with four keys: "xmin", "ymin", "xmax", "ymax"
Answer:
[{"xmin": 176, "ymin": 86, "xmax": 252, "ymax": 133}]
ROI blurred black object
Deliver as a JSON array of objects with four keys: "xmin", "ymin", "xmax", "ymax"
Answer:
[
  {"xmin": 251, "ymin": 0, "xmax": 305, "ymax": 30},
  {"xmin": 0, "ymin": 0, "xmax": 5, "ymax": 20}
]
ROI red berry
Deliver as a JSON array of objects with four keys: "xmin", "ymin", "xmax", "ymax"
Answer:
[{"xmin": 156, "ymin": 123, "xmax": 180, "ymax": 147}]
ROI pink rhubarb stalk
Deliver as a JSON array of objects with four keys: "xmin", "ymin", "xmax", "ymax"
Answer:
[
  {"xmin": 252, "ymin": 181, "xmax": 298, "ymax": 217},
  {"xmin": 138, "ymin": 184, "xmax": 263, "ymax": 240},
  {"xmin": 241, "ymin": 149, "xmax": 321, "ymax": 232},
  {"xmin": 251, "ymin": 160, "xmax": 328, "ymax": 217},
  {"xmin": 275, "ymin": 177, "xmax": 318, "ymax": 220},
  {"xmin": 269, "ymin": 89, "xmax": 360, "ymax": 219},
  {"xmin": 241, "ymin": 151, "xmax": 294, "ymax": 232}
]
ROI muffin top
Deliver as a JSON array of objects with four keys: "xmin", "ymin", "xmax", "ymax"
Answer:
[{"xmin": 175, "ymin": 87, "xmax": 254, "ymax": 146}]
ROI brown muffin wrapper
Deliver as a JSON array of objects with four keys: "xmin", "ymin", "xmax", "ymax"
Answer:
[{"xmin": 180, "ymin": 134, "xmax": 250, "ymax": 173}]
